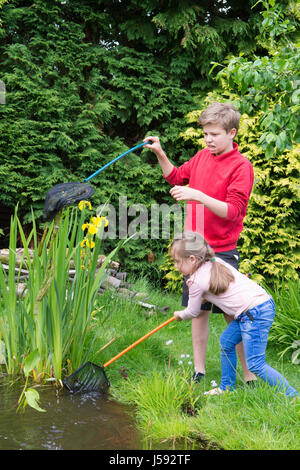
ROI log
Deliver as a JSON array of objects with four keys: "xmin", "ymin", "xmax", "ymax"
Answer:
[
  {"xmin": 0, "ymin": 250, "xmax": 168, "ymax": 314},
  {"xmin": 1, "ymin": 248, "xmax": 124, "ymax": 296},
  {"xmin": 0, "ymin": 248, "xmax": 120, "ymax": 270}
]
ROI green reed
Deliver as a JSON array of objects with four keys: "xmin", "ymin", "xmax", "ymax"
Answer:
[{"xmin": 0, "ymin": 206, "xmax": 127, "ymax": 382}]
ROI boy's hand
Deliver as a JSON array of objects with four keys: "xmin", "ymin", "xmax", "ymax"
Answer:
[
  {"xmin": 143, "ymin": 136, "xmax": 163, "ymax": 155},
  {"xmin": 170, "ymin": 186, "xmax": 200, "ymax": 202},
  {"xmin": 143, "ymin": 136, "xmax": 174, "ymax": 177},
  {"xmin": 170, "ymin": 185, "xmax": 228, "ymax": 218},
  {"xmin": 174, "ymin": 311, "xmax": 183, "ymax": 322}
]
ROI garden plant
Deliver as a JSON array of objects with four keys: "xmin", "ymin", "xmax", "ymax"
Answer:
[
  {"xmin": 0, "ymin": 0, "xmax": 299, "ymax": 450},
  {"xmin": 0, "ymin": 204, "xmax": 128, "ymax": 410}
]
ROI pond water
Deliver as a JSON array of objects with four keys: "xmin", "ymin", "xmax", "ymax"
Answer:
[{"xmin": 0, "ymin": 377, "xmax": 142, "ymax": 450}]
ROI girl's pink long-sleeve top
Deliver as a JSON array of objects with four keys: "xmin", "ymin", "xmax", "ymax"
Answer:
[{"xmin": 180, "ymin": 259, "xmax": 270, "ymax": 320}]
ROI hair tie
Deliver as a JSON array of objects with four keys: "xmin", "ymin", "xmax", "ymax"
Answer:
[{"xmin": 211, "ymin": 257, "xmax": 215, "ymax": 262}]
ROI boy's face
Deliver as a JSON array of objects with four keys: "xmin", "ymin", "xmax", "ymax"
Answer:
[{"xmin": 203, "ymin": 123, "xmax": 236, "ymax": 156}]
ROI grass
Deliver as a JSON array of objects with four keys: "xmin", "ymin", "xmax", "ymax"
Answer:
[
  {"xmin": 86, "ymin": 276, "xmax": 300, "ymax": 450},
  {"xmin": 1, "ymin": 212, "xmax": 298, "ymax": 449}
]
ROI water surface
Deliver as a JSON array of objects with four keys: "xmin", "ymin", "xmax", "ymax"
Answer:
[{"xmin": 0, "ymin": 377, "xmax": 142, "ymax": 450}]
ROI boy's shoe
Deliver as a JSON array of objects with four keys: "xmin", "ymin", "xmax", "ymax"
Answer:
[
  {"xmin": 191, "ymin": 372, "xmax": 205, "ymax": 383},
  {"xmin": 204, "ymin": 387, "xmax": 224, "ymax": 396},
  {"xmin": 245, "ymin": 380, "xmax": 257, "ymax": 388}
]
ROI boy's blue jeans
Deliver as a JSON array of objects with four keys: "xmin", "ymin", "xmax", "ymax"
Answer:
[{"xmin": 219, "ymin": 298, "xmax": 298, "ymax": 397}]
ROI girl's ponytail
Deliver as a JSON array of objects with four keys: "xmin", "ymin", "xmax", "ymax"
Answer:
[{"xmin": 209, "ymin": 258, "xmax": 234, "ymax": 295}]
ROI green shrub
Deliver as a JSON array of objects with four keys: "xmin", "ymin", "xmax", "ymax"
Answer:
[
  {"xmin": 267, "ymin": 280, "xmax": 300, "ymax": 361},
  {"xmin": 160, "ymin": 2, "xmax": 300, "ymax": 289},
  {"xmin": 165, "ymin": 91, "xmax": 300, "ymax": 288}
]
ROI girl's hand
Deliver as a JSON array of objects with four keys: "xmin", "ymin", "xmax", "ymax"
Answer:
[
  {"xmin": 174, "ymin": 311, "xmax": 183, "ymax": 322},
  {"xmin": 170, "ymin": 186, "xmax": 201, "ymax": 202}
]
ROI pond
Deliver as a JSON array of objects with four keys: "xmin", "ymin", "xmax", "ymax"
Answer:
[{"xmin": 0, "ymin": 377, "xmax": 142, "ymax": 450}]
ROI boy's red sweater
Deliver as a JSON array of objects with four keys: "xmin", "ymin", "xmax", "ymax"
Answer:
[{"xmin": 164, "ymin": 143, "xmax": 254, "ymax": 252}]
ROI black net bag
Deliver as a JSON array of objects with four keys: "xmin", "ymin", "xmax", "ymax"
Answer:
[
  {"xmin": 42, "ymin": 141, "xmax": 151, "ymax": 222},
  {"xmin": 43, "ymin": 182, "xmax": 95, "ymax": 221},
  {"xmin": 63, "ymin": 362, "xmax": 111, "ymax": 394}
]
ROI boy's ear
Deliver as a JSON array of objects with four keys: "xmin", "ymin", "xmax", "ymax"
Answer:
[{"xmin": 229, "ymin": 128, "xmax": 237, "ymax": 139}]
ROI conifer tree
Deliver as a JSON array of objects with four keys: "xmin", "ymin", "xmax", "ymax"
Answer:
[
  {"xmin": 2, "ymin": 0, "xmax": 294, "ymax": 282},
  {"xmin": 0, "ymin": 0, "xmax": 263, "ymax": 219}
]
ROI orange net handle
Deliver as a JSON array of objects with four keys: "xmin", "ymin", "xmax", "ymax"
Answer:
[{"xmin": 103, "ymin": 316, "xmax": 176, "ymax": 368}]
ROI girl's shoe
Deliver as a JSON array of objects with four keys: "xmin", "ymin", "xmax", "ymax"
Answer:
[{"xmin": 204, "ymin": 387, "xmax": 224, "ymax": 396}]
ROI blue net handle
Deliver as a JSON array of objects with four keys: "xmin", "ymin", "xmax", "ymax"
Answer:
[{"xmin": 84, "ymin": 140, "xmax": 151, "ymax": 182}]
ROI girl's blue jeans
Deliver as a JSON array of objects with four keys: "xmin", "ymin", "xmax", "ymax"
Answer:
[{"xmin": 219, "ymin": 298, "xmax": 298, "ymax": 397}]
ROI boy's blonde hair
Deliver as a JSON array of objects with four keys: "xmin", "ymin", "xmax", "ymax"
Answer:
[
  {"xmin": 170, "ymin": 231, "xmax": 234, "ymax": 295},
  {"xmin": 198, "ymin": 101, "xmax": 241, "ymax": 134}
]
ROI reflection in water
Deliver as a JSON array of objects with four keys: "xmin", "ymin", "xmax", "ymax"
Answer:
[{"xmin": 0, "ymin": 378, "xmax": 142, "ymax": 450}]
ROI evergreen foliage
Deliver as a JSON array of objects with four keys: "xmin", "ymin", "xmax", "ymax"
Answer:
[
  {"xmin": 0, "ymin": 0, "xmax": 298, "ymax": 285},
  {"xmin": 174, "ymin": 92, "xmax": 299, "ymax": 287},
  {"xmin": 160, "ymin": 0, "xmax": 300, "ymax": 288}
]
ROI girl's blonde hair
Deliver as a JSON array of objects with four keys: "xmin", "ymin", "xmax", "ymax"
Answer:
[{"xmin": 170, "ymin": 231, "xmax": 235, "ymax": 295}]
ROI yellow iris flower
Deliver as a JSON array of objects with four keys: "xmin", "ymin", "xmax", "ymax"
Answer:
[
  {"xmin": 80, "ymin": 238, "xmax": 95, "ymax": 249},
  {"xmin": 78, "ymin": 200, "xmax": 92, "ymax": 211},
  {"xmin": 92, "ymin": 216, "xmax": 109, "ymax": 228},
  {"xmin": 82, "ymin": 216, "xmax": 108, "ymax": 235},
  {"xmin": 88, "ymin": 224, "xmax": 97, "ymax": 235}
]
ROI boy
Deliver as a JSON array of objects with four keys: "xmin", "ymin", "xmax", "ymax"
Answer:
[{"xmin": 144, "ymin": 101, "xmax": 256, "ymax": 384}]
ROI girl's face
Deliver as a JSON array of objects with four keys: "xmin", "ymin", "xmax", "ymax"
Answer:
[{"xmin": 171, "ymin": 247, "xmax": 197, "ymax": 275}]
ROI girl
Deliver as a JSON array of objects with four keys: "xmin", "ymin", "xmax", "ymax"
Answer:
[{"xmin": 171, "ymin": 231, "xmax": 298, "ymax": 397}]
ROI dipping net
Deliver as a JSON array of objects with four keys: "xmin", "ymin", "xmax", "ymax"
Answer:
[
  {"xmin": 63, "ymin": 316, "xmax": 176, "ymax": 394},
  {"xmin": 43, "ymin": 182, "xmax": 95, "ymax": 221},
  {"xmin": 63, "ymin": 362, "xmax": 111, "ymax": 394}
]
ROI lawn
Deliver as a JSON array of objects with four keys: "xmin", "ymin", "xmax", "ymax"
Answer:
[{"xmin": 85, "ymin": 276, "xmax": 300, "ymax": 450}]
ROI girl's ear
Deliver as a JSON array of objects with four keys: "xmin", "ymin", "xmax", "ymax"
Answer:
[{"xmin": 189, "ymin": 255, "xmax": 197, "ymax": 264}]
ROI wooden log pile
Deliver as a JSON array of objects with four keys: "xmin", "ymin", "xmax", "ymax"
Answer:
[
  {"xmin": 0, "ymin": 248, "xmax": 170, "ymax": 315},
  {"xmin": 0, "ymin": 247, "xmax": 126, "ymax": 291}
]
